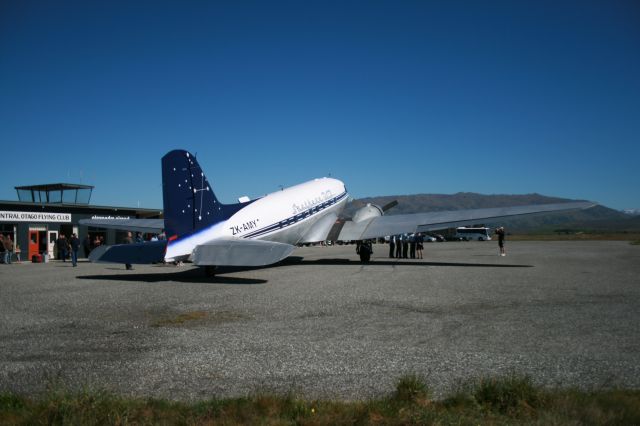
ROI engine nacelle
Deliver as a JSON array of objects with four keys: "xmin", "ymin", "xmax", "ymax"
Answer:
[{"xmin": 352, "ymin": 203, "xmax": 384, "ymax": 223}]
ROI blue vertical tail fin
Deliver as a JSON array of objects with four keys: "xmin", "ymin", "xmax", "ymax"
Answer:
[{"xmin": 161, "ymin": 150, "xmax": 245, "ymax": 240}]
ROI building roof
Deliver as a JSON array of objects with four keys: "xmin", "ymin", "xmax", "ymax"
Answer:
[
  {"xmin": 15, "ymin": 183, "xmax": 94, "ymax": 205},
  {"xmin": 15, "ymin": 183, "xmax": 94, "ymax": 191}
]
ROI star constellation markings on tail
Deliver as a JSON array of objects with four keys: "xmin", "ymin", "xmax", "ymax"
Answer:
[{"xmin": 191, "ymin": 171, "xmax": 211, "ymax": 220}]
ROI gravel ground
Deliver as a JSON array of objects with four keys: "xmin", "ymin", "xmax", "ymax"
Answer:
[{"xmin": 1, "ymin": 240, "xmax": 639, "ymax": 401}]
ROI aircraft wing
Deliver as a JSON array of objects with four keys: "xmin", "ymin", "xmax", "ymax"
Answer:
[
  {"xmin": 88, "ymin": 238, "xmax": 294, "ymax": 266},
  {"xmin": 337, "ymin": 201, "xmax": 596, "ymax": 241},
  {"xmin": 193, "ymin": 239, "xmax": 295, "ymax": 266},
  {"xmin": 78, "ymin": 218, "xmax": 164, "ymax": 233}
]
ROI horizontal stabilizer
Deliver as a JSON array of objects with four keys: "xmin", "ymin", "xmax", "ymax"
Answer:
[
  {"xmin": 192, "ymin": 239, "xmax": 295, "ymax": 266},
  {"xmin": 89, "ymin": 241, "xmax": 167, "ymax": 264},
  {"xmin": 79, "ymin": 218, "xmax": 164, "ymax": 233}
]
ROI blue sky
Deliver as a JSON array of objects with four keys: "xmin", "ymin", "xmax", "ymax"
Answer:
[{"xmin": 1, "ymin": 1, "xmax": 638, "ymax": 210}]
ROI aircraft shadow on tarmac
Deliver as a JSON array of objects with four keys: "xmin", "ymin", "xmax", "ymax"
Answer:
[
  {"xmin": 77, "ymin": 269, "xmax": 268, "ymax": 285},
  {"xmin": 77, "ymin": 256, "xmax": 531, "ymax": 284}
]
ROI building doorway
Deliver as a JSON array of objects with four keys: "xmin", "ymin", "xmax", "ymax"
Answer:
[
  {"xmin": 28, "ymin": 228, "xmax": 47, "ymax": 261},
  {"xmin": 47, "ymin": 230, "xmax": 58, "ymax": 259},
  {"xmin": 59, "ymin": 224, "xmax": 74, "ymax": 239}
]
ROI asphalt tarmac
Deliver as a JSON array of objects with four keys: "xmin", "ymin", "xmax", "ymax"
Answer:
[{"xmin": 1, "ymin": 241, "xmax": 639, "ymax": 401}]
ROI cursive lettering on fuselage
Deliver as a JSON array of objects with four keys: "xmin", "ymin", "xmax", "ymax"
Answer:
[{"xmin": 291, "ymin": 190, "xmax": 333, "ymax": 215}]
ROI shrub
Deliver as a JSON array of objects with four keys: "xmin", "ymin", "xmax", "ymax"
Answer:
[
  {"xmin": 0, "ymin": 392, "xmax": 26, "ymax": 411},
  {"xmin": 394, "ymin": 374, "xmax": 431, "ymax": 403},
  {"xmin": 473, "ymin": 374, "xmax": 540, "ymax": 413}
]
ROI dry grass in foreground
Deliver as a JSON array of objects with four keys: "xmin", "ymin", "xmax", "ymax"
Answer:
[{"xmin": 2, "ymin": 374, "xmax": 639, "ymax": 425}]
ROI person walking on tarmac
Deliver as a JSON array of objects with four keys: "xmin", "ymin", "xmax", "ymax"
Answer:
[
  {"xmin": 56, "ymin": 234, "xmax": 68, "ymax": 261},
  {"xmin": 495, "ymin": 226, "xmax": 506, "ymax": 256},
  {"xmin": 124, "ymin": 231, "xmax": 134, "ymax": 270},
  {"xmin": 70, "ymin": 233, "xmax": 80, "ymax": 267}
]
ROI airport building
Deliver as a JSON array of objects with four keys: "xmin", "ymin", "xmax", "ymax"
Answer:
[{"xmin": 0, "ymin": 183, "xmax": 162, "ymax": 262}]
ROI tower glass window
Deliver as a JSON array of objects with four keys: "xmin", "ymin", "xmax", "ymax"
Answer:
[{"xmin": 14, "ymin": 184, "xmax": 94, "ymax": 205}]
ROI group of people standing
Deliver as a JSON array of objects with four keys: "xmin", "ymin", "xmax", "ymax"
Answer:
[
  {"xmin": 56, "ymin": 234, "xmax": 106, "ymax": 265},
  {"xmin": 0, "ymin": 234, "xmax": 17, "ymax": 264},
  {"xmin": 387, "ymin": 228, "xmax": 507, "ymax": 260},
  {"xmin": 388, "ymin": 233, "xmax": 424, "ymax": 259},
  {"xmin": 55, "ymin": 234, "xmax": 81, "ymax": 267}
]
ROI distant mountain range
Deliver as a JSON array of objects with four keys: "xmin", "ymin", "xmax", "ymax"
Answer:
[{"xmin": 343, "ymin": 193, "xmax": 640, "ymax": 233}]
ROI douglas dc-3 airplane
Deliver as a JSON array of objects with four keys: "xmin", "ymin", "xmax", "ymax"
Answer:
[{"xmin": 81, "ymin": 149, "xmax": 594, "ymax": 275}]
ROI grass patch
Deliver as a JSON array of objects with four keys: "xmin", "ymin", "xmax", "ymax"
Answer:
[
  {"xmin": 149, "ymin": 310, "xmax": 247, "ymax": 327},
  {"xmin": 2, "ymin": 375, "xmax": 640, "ymax": 425},
  {"xmin": 472, "ymin": 374, "xmax": 540, "ymax": 414},
  {"xmin": 631, "ymin": 240, "xmax": 640, "ymax": 245},
  {"xmin": 393, "ymin": 374, "xmax": 431, "ymax": 403}
]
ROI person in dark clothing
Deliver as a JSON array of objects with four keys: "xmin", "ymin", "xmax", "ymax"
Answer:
[
  {"xmin": 495, "ymin": 227, "xmax": 506, "ymax": 256},
  {"xmin": 395, "ymin": 234, "xmax": 402, "ymax": 258},
  {"xmin": 402, "ymin": 235, "xmax": 409, "ymax": 259},
  {"xmin": 415, "ymin": 233, "xmax": 424, "ymax": 259},
  {"xmin": 409, "ymin": 234, "xmax": 416, "ymax": 259},
  {"xmin": 56, "ymin": 235, "xmax": 68, "ymax": 261},
  {"xmin": 3, "ymin": 235, "xmax": 14, "ymax": 264},
  {"xmin": 389, "ymin": 235, "xmax": 396, "ymax": 258},
  {"xmin": 0, "ymin": 235, "xmax": 5, "ymax": 264},
  {"xmin": 70, "ymin": 233, "xmax": 80, "ymax": 267},
  {"xmin": 83, "ymin": 235, "xmax": 92, "ymax": 258},
  {"xmin": 124, "ymin": 231, "xmax": 133, "ymax": 270}
]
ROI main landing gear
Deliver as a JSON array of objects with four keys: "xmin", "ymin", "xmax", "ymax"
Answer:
[{"xmin": 356, "ymin": 240, "xmax": 372, "ymax": 263}]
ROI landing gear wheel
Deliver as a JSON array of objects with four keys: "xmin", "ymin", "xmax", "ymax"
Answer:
[
  {"xmin": 205, "ymin": 266, "xmax": 217, "ymax": 277},
  {"xmin": 359, "ymin": 251, "xmax": 371, "ymax": 263},
  {"xmin": 357, "ymin": 241, "xmax": 373, "ymax": 263}
]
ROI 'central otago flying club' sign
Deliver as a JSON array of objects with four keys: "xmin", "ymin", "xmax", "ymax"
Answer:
[{"xmin": 0, "ymin": 211, "xmax": 72, "ymax": 223}]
